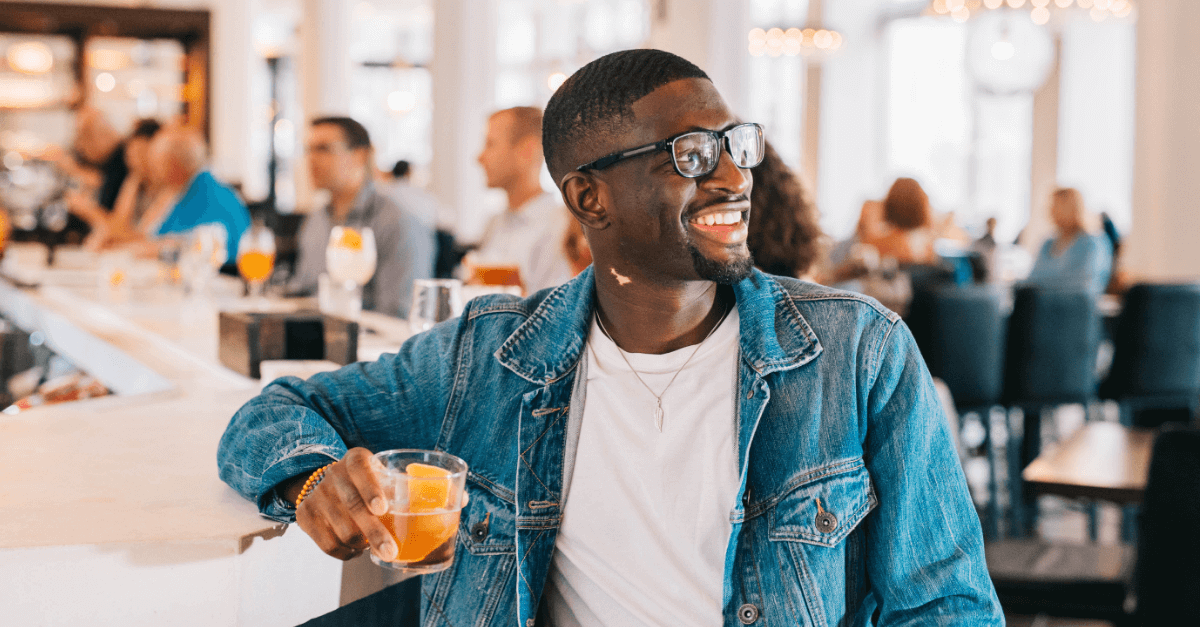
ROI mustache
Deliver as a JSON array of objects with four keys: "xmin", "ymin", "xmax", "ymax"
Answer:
[{"xmin": 686, "ymin": 195, "xmax": 751, "ymax": 218}]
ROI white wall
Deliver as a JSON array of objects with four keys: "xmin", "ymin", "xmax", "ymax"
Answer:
[{"xmin": 1125, "ymin": 0, "xmax": 1200, "ymax": 281}]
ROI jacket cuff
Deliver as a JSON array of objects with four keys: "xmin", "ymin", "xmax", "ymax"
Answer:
[{"xmin": 256, "ymin": 446, "xmax": 345, "ymax": 521}]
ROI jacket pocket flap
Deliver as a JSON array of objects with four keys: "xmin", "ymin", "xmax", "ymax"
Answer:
[
  {"xmin": 768, "ymin": 463, "xmax": 876, "ymax": 548},
  {"xmin": 459, "ymin": 480, "xmax": 516, "ymax": 555}
]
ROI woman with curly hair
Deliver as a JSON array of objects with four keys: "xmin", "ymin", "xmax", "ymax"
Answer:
[{"xmin": 746, "ymin": 141, "xmax": 826, "ymax": 280}]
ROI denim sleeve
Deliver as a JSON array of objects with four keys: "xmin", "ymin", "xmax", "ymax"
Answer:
[
  {"xmin": 863, "ymin": 319, "xmax": 1004, "ymax": 625},
  {"xmin": 216, "ymin": 314, "xmax": 463, "ymax": 522}
]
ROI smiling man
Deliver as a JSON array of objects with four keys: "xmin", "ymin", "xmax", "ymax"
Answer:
[{"xmin": 218, "ymin": 50, "xmax": 1001, "ymax": 626}]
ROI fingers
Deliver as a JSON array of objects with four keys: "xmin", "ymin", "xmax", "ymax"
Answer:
[
  {"xmin": 337, "ymin": 450, "xmax": 397, "ymax": 561},
  {"xmin": 292, "ymin": 448, "xmax": 398, "ymax": 562}
]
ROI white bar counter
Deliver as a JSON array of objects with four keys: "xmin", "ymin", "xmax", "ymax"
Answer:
[{"xmin": 0, "ymin": 247, "xmax": 411, "ymax": 626}]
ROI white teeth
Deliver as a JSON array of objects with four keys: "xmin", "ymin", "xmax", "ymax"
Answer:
[{"xmin": 692, "ymin": 211, "xmax": 742, "ymax": 226}]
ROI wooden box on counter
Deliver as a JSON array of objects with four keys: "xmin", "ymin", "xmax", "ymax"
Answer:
[{"xmin": 218, "ymin": 311, "xmax": 358, "ymax": 379}]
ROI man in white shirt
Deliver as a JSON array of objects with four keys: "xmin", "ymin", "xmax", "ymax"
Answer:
[{"xmin": 470, "ymin": 106, "xmax": 574, "ymax": 293}]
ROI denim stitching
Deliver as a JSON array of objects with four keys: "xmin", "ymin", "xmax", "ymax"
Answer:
[
  {"xmin": 437, "ymin": 312, "xmax": 474, "ymax": 451},
  {"xmin": 740, "ymin": 457, "xmax": 866, "ymax": 520},
  {"xmin": 785, "ymin": 540, "xmax": 829, "ymax": 627}
]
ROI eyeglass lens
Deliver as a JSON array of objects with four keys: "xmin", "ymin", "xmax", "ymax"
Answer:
[{"xmin": 671, "ymin": 125, "xmax": 763, "ymax": 177}]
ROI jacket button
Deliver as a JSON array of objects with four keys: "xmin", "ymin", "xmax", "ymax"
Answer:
[
  {"xmin": 471, "ymin": 520, "xmax": 489, "ymax": 542},
  {"xmin": 816, "ymin": 511, "xmax": 838, "ymax": 533},
  {"xmin": 526, "ymin": 619, "xmax": 535, "ymax": 627},
  {"xmin": 737, "ymin": 603, "xmax": 760, "ymax": 624}
]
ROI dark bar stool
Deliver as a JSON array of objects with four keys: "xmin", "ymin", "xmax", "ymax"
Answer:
[
  {"xmin": 1099, "ymin": 282, "xmax": 1200, "ymax": 429},
  {"xmin": 1002, "ymin": 286, "xmax": 1102, "ymax": 537},
  {"xmin": 1135, "ymin": 426, "xmax": 1200, "ymax": 624},
  {"xmin": 909, "ymin": 285, "xmax": 1006, "ymax": 538}
]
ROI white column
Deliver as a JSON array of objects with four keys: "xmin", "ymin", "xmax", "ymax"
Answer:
[
  {"xmin": 429, "ymin": 0, "xmax": 495, "ymax": 241},
  {"xmin": 1126, "ymin": 0, "xmax": 1200, "ymax": 281},
  {"xmin": 292, "ymin": 0, "xmax": 353, "ymax": 211},
  {"xmin": 207, "ymin": 0, "xmax": 257, "ymax": 189},
  {"xmin": 1021, "ymin": 42, "xmax": 1061, "ymax": 253},
  {"xmin": 818, "ymin": 0, "xmax": 886, "ymax": 239},
  {"xmin": 300, "ymin": 0, "xmax": 353, "ymax": 117}
]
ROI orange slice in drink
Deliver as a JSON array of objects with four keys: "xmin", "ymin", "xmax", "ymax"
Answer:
[
  {"xmin": 376, "ymin": 462, "xmax": 458, "ymax": 562},
  {"xmin": 337, "ymin": 228, "xmax": 364, "ymax": 251},
  {"xmin": 406, "ymin": 462, "xmax": 451, "ymax": 512}
]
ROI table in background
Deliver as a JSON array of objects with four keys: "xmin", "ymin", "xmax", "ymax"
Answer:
[{"xmin": 1022, "ymin": 421, "xmax": 1154, "ymax": 505}]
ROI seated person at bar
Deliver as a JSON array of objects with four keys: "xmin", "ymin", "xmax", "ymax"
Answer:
[
  {"xmin": 83, "ymin": 118, "xmax": 162, "ymax": 250},
  {"xmin": 218, "ymin": 49, "xmax": 1001, "ymax": 625},
  {"xmin": 288, "ymin": 116, "xmax": 434, "ymax": 317},
  {"xmin": 53, "ymin": 107, "xmax": 130, "ymax": 240},
  {"xmin": 123, "ymin": 127, "xmax": 250, "ymax": 264},
  {"xmin": 466, "ymin": 106, "xmax": 573, "ymax": 293},
  {"xmin": 1026, "ymin": 187, "xmax": 1112, "ymax": 294},
  {"xmin": 863, "ymin": 177, "xmax": 937, "ymax": 265}
]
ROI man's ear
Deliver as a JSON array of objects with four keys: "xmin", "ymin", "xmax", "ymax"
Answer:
[{"xmin": 559, "ymin": 171, "xmax": 610, "ymax": 231}]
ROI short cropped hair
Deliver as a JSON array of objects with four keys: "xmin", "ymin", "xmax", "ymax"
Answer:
[
  {"xmin": 495, "ymin": 106, "xmax": 543, "ymax": 145},
  {"xmin": 311, "ymin": 116, "xmax": 372, "ymax": 151},
  {"xmin": 883, "ymin": 177, "xmax": 932, "ymax": 231},
  {"xmin": 542, "ymin": 49, "xmax": 709, "ymax": 182}
]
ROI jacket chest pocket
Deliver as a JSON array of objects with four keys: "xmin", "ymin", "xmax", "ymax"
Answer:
[
  {"xmin": 459, "ymin": 482, "xmax": 516, "ymax": 556},
  {"xmin": 767, "ymin": 461, "xmax": 876, "ymax": 547}
]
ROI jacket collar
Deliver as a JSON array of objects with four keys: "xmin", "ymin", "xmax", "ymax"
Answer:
[{"xmin": 496, "ymin": 267, "xmax": 822, "ymax": 384}]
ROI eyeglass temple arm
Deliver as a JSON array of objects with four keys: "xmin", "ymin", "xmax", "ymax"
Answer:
[{"xmin": 577, "ymin": 142, "xmax": 666, "ymax": 172}]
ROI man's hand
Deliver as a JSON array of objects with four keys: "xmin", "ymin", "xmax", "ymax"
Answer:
[{"xmin": 288, "ymin": 448, "xmax": 397, "ymax": 561}]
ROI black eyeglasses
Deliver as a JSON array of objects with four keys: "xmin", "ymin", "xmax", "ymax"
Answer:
[{"xmin": 576, "ymin": 122, "xmax": 765, "ymax": 179}]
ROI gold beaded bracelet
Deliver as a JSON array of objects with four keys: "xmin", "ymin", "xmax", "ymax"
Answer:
[{"xmin": 295, "ymin": 463, "xmax": 334, "ymax": 508}]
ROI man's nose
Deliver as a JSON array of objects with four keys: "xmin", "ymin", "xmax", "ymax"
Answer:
[{"xmin": 704, "ymin": 144, "xmax": 751, "ymax": 195}]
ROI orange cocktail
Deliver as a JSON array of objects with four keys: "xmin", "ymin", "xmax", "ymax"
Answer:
[
  {"xmin": 237, "ymin": 251, "xmax": 275, "ymax": 283},
  {"xmin": 371, "ymin": 450, "xmax": 468, "ymax": 575}
]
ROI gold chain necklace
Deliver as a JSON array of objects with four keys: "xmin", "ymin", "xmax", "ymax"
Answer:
[{"xmin": 593, "ymin": 301, "xmax": 732, "ymax": 432}]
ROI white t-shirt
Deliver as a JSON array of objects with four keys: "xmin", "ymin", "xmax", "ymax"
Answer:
[
  {"xmin": 543, "ymin": 306, "xmax": 742, "ymax": 626},
  {"xmin": 474, "ymin": 192, "xmax": 574, "ymax": 294}
]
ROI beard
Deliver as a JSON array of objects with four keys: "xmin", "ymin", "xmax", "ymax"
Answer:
[{"xmin": 687, "ymin": 241, "xmax": 754, "ymax": 285}]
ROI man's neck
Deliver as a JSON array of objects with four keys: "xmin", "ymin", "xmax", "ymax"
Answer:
[
  {"xmin": 505, "ymin": 178, "xmax": 544, "ymax": 212},
  {"xmin": 329, "ymin": 180, "xmax": 365, "ymax": 222},
  {"xmin": 592, "ymin": 266, "xmax": 730, "ymax": 355}
]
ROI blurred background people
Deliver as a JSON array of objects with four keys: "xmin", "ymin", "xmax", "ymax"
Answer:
[
  {"xmin": 746, "ymin": 140, "xmax": 825, "ymax": 281},
  {"xmin": 50, "ymin": 106, "xmax": 129, "ymax": 241},
  {"xmin": 467, "ymin": 106, "xmax": 572, "ymax": 293},
  {"xmin": 1026, "ymin": 187, "xmax": 1113, "ymax": 294},
  {"xmin": 970, "ymin": 216, "xmax": 1000, "ymax": 283},
  {"xmin": 865, "ymin": 177, "xmax": 938, "ymax": 265},
  {"xmin": 83, "ymin": 118, "xmax": 162, "ymax": 250},
  {"xmin": 135, "ymin": 126, "xmax": 250, "ymax": 264},
  {"xmin": 381, "ymin": 159, "xmax": 438, "ymax": 231},
  {"xmin": 289, "ymin": 116, "xmax": 434, "ymax": 317}
]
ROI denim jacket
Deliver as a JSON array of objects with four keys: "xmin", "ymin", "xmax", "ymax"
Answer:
[{"xmin": 218, "ymin": 267, "xmax": 1003, "ymax": 626}]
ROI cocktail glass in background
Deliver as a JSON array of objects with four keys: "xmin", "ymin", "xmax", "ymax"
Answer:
[
  {"xmin": 237, "ymin": 223, "xmax": 276, "ymax": 305},
  {"xmin": 97, "ymin": 250, "xmax": 133, "ymax": 302},
  {"xmin": 408, "ymin": 279, "xmax": 463, "ymax": 335},
  {"xmin": 322, "ymin": 226, "xmax": 376, "ymax": 319},
  {"xmin": 370, "ymin": 449, "xmax": 468, "ymax": 577},
  {"xmin": 181, "ymin": 224, "xmax": 227, "ymax": 298},
  {"xmin": 470, "ymin": 263, "xmax": 523, "ymax": 294}
]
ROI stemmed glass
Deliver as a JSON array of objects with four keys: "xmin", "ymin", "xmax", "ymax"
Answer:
[
  {"xmin": 237, "ymin": 223, "xmax": 276, "ymax": 306},
  {"xmin": 323, "ymin": 226, "xmax": 377, "ymax": 319},
  {"xmin": 182, "ymin": 224, "xmax": 227, "ymax": 298}
]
